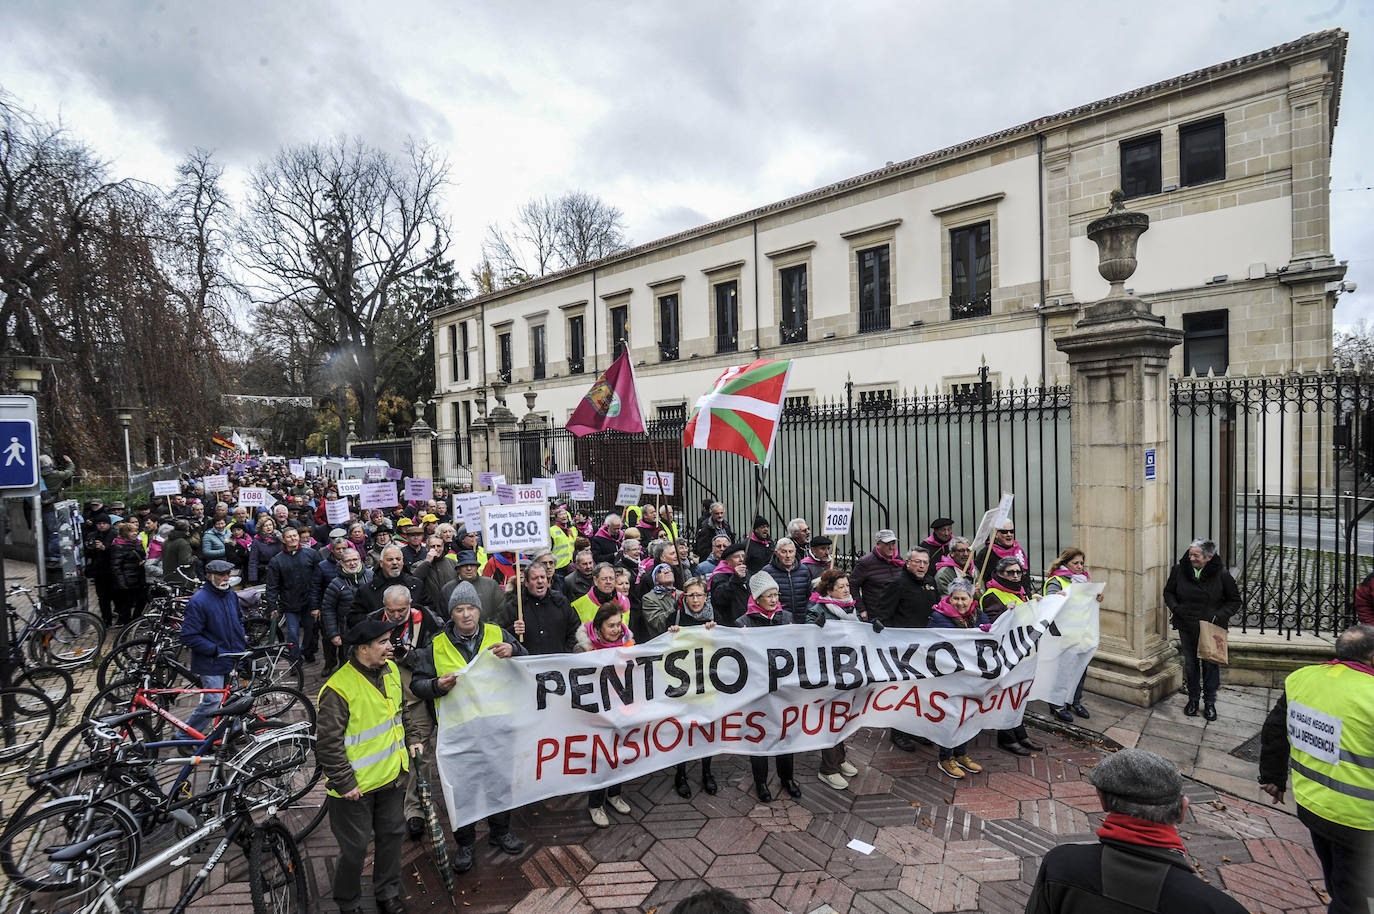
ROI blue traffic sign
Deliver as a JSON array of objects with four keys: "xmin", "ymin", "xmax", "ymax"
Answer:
[
  {"xmin": 1144, "ymin": 447, "xmax": 1157, "ymax": 481},
  {"xmin": 0, "ymin": 418, "xmax": 38, "ymax": 490}
]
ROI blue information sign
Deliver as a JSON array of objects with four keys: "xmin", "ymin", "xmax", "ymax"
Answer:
[
  {"xmin": 0, "ymin": 418, "xmax": 38, "ymax": 489},
  {"xmin": 1144, "ymin": 447, "xmax": 1157, "ymax": 481}
]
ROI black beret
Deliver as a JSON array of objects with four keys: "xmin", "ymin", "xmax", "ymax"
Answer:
[{"xmin": 344, "ymin": 618, "xmax": 400, "ymax": 645}]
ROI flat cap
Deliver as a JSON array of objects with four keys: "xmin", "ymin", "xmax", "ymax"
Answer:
[
  {"xmin": 204, "ymin": 559, "xmax": 234, "ymax": 574},
  {"xmin": 809, "ymin": 535, "xmax": 832, "ymax": 547},
  {"xmin": 1088, "ymin": 749, "xmax": 1183, "ymax": 807},
  {"xmin": 344, "ymin": 617, "xmax": 400, "ymax": 645}
]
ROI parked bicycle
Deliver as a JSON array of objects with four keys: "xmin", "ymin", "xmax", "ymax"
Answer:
[{"xmin": 6, "ymin": 583, "xmax": 105, "ymax": 669}]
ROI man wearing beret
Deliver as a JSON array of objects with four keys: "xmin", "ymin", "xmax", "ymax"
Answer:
[
  {"xmin": 1026, "ymin": 749, "xmax": 1246, "ymax": 912},
  {"xmin": 921, "ymin": 517, "xmax": 956, "ymax": 565},
  {"xmin": 801, "ymin": 534, "xmax": 833, "ymax": 581},
  {"xmin": 318, "ymin": 618, "xmax": 427, "ymax": 914},
  {"xmin": 708, "ymin": 542, "xmax": 751, "ymax": 627}
]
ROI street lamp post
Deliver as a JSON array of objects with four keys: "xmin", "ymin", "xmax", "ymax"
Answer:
[{"xmin": 116, "ymin": 411, "xmax": 134, "ymax": 488}]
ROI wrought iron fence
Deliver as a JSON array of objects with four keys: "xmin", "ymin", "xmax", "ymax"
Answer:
[
  {"xmin": 351, "ymin": 438, "xmax": 414, "ymax": 477},
  {"xmin": 1171, "ymin": 371, "xmax": 1374, "ymax": 637}
]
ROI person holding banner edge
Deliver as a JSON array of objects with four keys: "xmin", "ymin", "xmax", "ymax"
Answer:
[
  {"xmin": 981, "ymin": 556, "xmax": 1047, "ymax": 757},
  {"xmin": 740, "ymin": 572, "xmax": 801, "ymax": 802},
  {"xmin": 929, "ymin": 579, "xmax": 989, "ymax": 779},
  {"xmin": 575, "ymin": 601, "xmax": 637, "ymax": 826},
  {"xmin": 1044, "ymin": 548, "xmax": 1104, "ymax": 723},
  {"xmin": 669, "ymin": 577, "xmax": 719, "ymax": 798}
]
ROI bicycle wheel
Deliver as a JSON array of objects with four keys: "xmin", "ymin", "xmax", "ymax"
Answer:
[
  {"xmin": 114, "ymin": 612, "xmax": 183, "ymax": 649},
  {"xmin": 225, "ymin": 733, "xmax": 324, "ymax": 843},
  {"xmin": 11, "ymin": 664, "xmax": 74, "ymax": 711},
  {"xmin": 33, "ymin": 610, "xmax": 105, "ymax": 667},
  {"xmin": 246, "ymin": 686, "xmax": 315, "ymax": 733},
  {"xmin": 47, "ymin": 714, "xmax": 159, "ymax": 773},
  {"xmin": 0, "ymin": 795, "xmax": 140, "ymax": 891},
  {"xmin": 96, "ymin": 638, "xmax": 189, "ymax": 691},
  {"xmin": 246, "ymin": 645, "xmax": 304, "ymax": 692},
  {"xmin": 248, "ymin": 818, "xmax": 308, "ymax": 914},
  {"xmin": 0, "ymin": 687, "xmax": 57, "ymax": 763}
]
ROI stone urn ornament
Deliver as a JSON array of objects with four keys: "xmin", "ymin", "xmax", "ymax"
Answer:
[{"xmin": 1080, "ymin": 189, "xmax": 1162, "ymax": 325}]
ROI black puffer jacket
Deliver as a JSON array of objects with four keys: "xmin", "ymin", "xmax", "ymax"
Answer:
[
  {"xmin": 763, "ymin": 558, "xmax": 812, "ymax": 619},
  {"xmin": 108, "ymin": 537, "xmax": 147, "ymax": 592},
  {"xmin": 873, "ymin": 567, "xmax": 938, "ymax": 628},
  {"xmin": 1026, "ymin": 839, "xmax": 1248, "ymax": 914},
  {"xmin": 1162, "ymin": 551, "xmax": 1241, "ymax": 632}
]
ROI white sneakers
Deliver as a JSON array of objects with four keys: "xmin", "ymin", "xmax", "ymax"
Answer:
[
  {"xmin": 589, "ymin": 806, "xmax": 609, "ymax": 828},
  {"xmin": 839, "ymin": 761, "xmax": 858, "ymax": 777},
  {"xmin": 607, "ymin": 795, "xmax": 631, "ymax": 815},
  {"xmin": 818, "ymin": 771, "xmax": 850, "ymax": 790}
]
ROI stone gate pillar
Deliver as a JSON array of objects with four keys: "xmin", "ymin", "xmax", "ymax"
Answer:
[
  {"xmin": 1054, "ymin": 192, "xmax": 1183, "ymax": 707},
  {"xmin": 410, "ymin": 401, "xmax": 434, "ymax": 481}
]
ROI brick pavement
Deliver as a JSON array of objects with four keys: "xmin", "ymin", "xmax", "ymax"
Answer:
[{"xmin": 0, "ymin": 557, "xmax": 1333, "ymax": 913}]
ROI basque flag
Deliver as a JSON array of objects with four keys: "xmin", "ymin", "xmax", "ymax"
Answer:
[{"xmin": 683, "ymin": 359, "xmax": 793, "ymax": 467}]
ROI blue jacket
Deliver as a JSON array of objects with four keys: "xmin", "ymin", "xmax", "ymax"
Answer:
[
  {"xmin": 310, "ymin": 555, "xmax": 341, "ymax": 612},
  {"xmin": 764, "ymin": 558, "xmax": 812, "ymax": 619},
  {"xmin": 927, "ymin": 605, "xmax": 990, "ymax": 629},
  {"xmin": 265, "ymin": 546, "xmax": 321, "ymax": 615},
  {"xmin": 180, "ymin": 583, "xmax": 249, "ymax": 676},
  {"xmin": 200, "ymin": 527, "xmax": 229, "ymax": 561}
]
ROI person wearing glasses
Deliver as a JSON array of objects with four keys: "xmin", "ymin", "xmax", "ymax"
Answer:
[
  {"xmin": 981, "ymin": 556, "xmax": 1047, "ymax": 757},
  {"xmin": 974, "ymin": 521, "xmax": 1028, "ymax": 584},
  {"xmin": 1044, "ymin": 548, "xmax": 1104, "ymax": 722}
]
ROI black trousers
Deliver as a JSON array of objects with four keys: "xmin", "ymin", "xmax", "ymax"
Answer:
[
  {"xmin": 93, "ymin": 576, "xmax": 116, "ymax": 624},
  {"xmin": 1177, "ymin": 624, "xmax": 1221, "ymax": 701},
  {"xmin": 1310, "ymin": 826, "xmax": 1373, "ymax": 914},
  {"xmin": 455, "ymin": 809, "xmax": 511, "ymax": 847},
  {"xmin": 327, "ymin": 781, "xmax": 405, "ymax": 908},
  {"xmin": 750, "ymin": 753, "xmax": 794, "ymax": 784}
]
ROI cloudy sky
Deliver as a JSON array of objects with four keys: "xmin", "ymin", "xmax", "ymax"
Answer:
[{"xmin": 3, "ymin": 0, "xmax": 1370, "ymax": 327}]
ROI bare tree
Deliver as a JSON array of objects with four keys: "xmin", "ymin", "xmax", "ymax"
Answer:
[
  {"xmin": 554, "ymin": 190, "xmax": 629, "ymax": 267},
  {"xmin": 238, "ymin": 137, "xmax": 449, "ymax": 437},
  {"xmin": 481, "ymin": 191, "xmax": 630, "ymax": 288},
  {"xmin": 1335, "ymin": 319, "xmax": 1374, "ymax": 372}
]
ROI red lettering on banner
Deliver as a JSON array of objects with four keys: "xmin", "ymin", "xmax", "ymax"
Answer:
[
  {"xmin": 830, "ymin": 699, "xmax": 854, "ymax": 732},
  {"xmin": 744, "ymin": 711, "xmax": 766, "ymax": 743},
  {"xmin": 925, "ymin": 692, "xmax": 949, "ymax": 722},
  {"xmin": 591, "ymin": 732, "xmax": 618, "ymax": 774},
  {"xmin": 801, "ymin": 702, "xmax": 824, "ymax": 736},
  {"xmin": 894, "ymin": 685, "xmax": 923, "ymax": 713},
  {"xmin": 781, "ymin": 705, "xmax": 800, "ymax": 739},
  {"xmin": 720, "ymin": 712, "xmax": 742, "ymax": 742},
  {"xmin": 871, "ymin": 684, "xmax": 899, "ymax": 711},
  {"xmin": 653, "ymin": 717, "xmax": 685, "ymax": 753},
  {"xmin": 689, "ymin": 719, "xmax": 716, "ymax": 745},
  {"xmin": 620, "ymin": 728, "xmax": 642, "ymax": 764},
  {"xmin": 564, "ymin": 734, "xmax": 588, "ymax": 775},
  {"xmin": 536, "ymin": 739, "xmax": 558, "ymax": 778},
  {"xmin": 1004, "ymin": 681, "xmax": 1030, "ymax": 711}
]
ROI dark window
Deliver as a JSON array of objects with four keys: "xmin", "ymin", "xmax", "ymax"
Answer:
[
  {"xmin": 1180, "ymin": 116, "xmax": 1226, "ymax": 187},
  {"xmin": 857, "ymin": 245, "xmax": 890, "ymax": 333},
  {"xmin": 715, "ymin": 280, "xmax": 739, "ymax": 353},
  {"xmin": 459, "ymin": 322, "xmax": 470, "ymax": 380},
  {"xmin": 454, "ymin": 402, "xmax": 465, "ymax": 463},
  {"xmin": 1120, "ymin": 133, "xmax": 1162, "ymax": 199},
  {"xmin": 568, "ymin": 315, "xmax": 585, "ymax": 375},
  {"xmin": 448, "ymin": 324, "xmax": 459, "ymax": 384},
  {"xmin": 950, "ymin": 222, "xmax": 992, "ymax": 319},
  {"xmin": 658, "ymin": 403, "xmax": 687, "ymax": 422},
  {"xmin": 779, "ymin": 264, "xmax": 808, "ymax": 343},
  {"xmin": 859, "ymin": 389, "xmax": 894, "ymax": 412},
  {"xmin": 610, "ymin": 305, "xmax": 629, "ymax": 360},
  {"xmin": 531, "ymin": 325, "xmax": 546, "ymax": 380},
  {"xmin": 497, "ymin": 332, "xmax": 512, "ymax": 383},
  {"xmin": 1183, "ymin": 310, "xmax": 1228, "ymax": 377},
  {"xmin": 658, "ymin": 294, "xmax": 680, "ymax": 361}
]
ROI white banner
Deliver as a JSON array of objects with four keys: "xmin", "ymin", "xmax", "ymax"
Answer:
[
  {"xmin": 237, "ymin": 487, "xmax": 268, "ymax": 509},
  {"xmin": 152, "ymin": 480, "xmax": 181, "ymax": 497},
  {"xmin": 203, "ymin": 474, "xmax": 229, "ymax": 493},
  {"xmin": 288, "ymin": 462, "xmax": 304, "ymax": 478},
  {"xmin": 360, "ymin": 481, "xmax": 399, "ymax": 510},
  {"xmin": 434, "ymin": 586, "xmax": 1099, "ymax": 828},
  {"xmin": 970, "ymin": 492, "xmax": 1015, "ymax": 553}
]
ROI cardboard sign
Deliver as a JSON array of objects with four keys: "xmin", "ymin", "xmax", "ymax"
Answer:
[
  {"xmin": 231, "ymin": 463, "xmax": 246, "ymax": 474},
  {"xmin": 453, "ymin": 492, "xmax": 498, "ymax": 529},
  {"xmin": 533, "ymin": 477, "xmax": 557, "ymax": 497},
  {"xmin": 325, "ymin": 498, "xmax": 351, "ymax": 525},
  {"xmin": 360, "ymin": 481, "xmax": 399, "ymax": 510},
  {"xmin": 822, "ymin": 501, "xmax": 854, "ymax": 536},
  {"xmin": 615, "ymin": 484, "xmax": 643, "ymax": 507},
  {"xmin": 572, "ymin": 481, "xmax": 596, "ymax": 502},
  {"xmin": 238, "ymin": 487, "xmax": 268, "ymax": 509},
  {"xmin": 514, "ymin": 485, "xmax": 548, "ymax": 504},
  {"xmin": 1287, "ymin": 699, "xmax": 1343, "ymax": 766},
  {"xmin": 478, "ymin": 472, "xmax": 506, "ymax": 489},
  {"xmin": 336, "ymin": 478, "xmax": 363, "ymax": 497},
  {"xmin": 494, "ymin": 484, "xmax": 516, "ymax": 505},
  {"xmin": 642, "ymin": 471, "xmax": 675, "ymax": 496},
  {"xmin": 152, "ymin": 480, "xmax": 181, "ymax": 497},
  {"xmin": 554, "ymin": 470, "xmax": 584, "ymax": 494},
  {"xmin": 203, "ymin": 474, "xmax": 229, "ymax": 493},
  {"xmin": 482, "ymin": 504, "xmax": 550, "ymax": 553},
  {"xmin": 404, "ymin": 477, "xmax": 434, "ymax": 502},
  {"xmin": 288, "ymin": 462, "xmax": 304, "ymax": 477},
  {"xmin": 385, "ymin": 468, "xmax": 404, "ymax": 481}
]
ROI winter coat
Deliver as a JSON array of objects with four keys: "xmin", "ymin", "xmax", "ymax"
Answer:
[
  {"xmin": 980, "ymin": 580, "xmax": 1030, "ymax": 623},
  {"xmin": 348, "ymin": 570, "xmax": 429, "ymax": 631},
  {"xmin": 1162, "ymin": 551, "xmax": 1241, "ymax": 632},
  {"xmin": 805, "ymin": 593, "xmax": 859, "ymax": 626},
  {"xmin": 411, "ymin": 556, "xmax": 459, "ymax": 614},
  {"xmin": 919, "ymin": 533, "xmax": 954, "ymax": 565},
  {"xmin": 640, "ymin": 588, "xmax": 681, "ymax": 640},
  {"xmin": 710, "ymin": 571, "xmax": 750, "ymax": 627},
  {"xmin": 873, "ymin": 567, "xmax": 939, "ymax": 628},
  {"xmin": 501, "ymin": 585, "xmax": 580, "ymax": 655},
  {"xmin": 693, "ymin": 518, "xmax": 736, "ymax": 562},
  {"xmin": 1356, "ymin": 570, "xmax": 1374, "ymax": 626},
  {"xmin": 264, "ymin": 545, "xmax": 321, "ymax": 616},
  {"xmin": 850, "ymin": 549, "xmax": 904, "ymax": 619},
  {"xmin": 310, "ymin": 556, "xmax": 342, "ymax": 612},
  {"xmin": 927, "ymin": 599, "xmax": 989, "ymax": 629},
  {"xmin": 439, "ymin": 573, "xmax": 506, "ymax": 626},
  {"xmin": 320, "ymin": 566, "xmax": 371, "ymax": 642},
  {"xmin": 200, "ymin": 526, "xmax": 229, "ymax": 561},
  {"xmin": 180, "ymin": 582, "xmax": 249, "ymax": 676},
  {"xmin": 590, "ymin": 530, "xmax": 622, "ymax": 565},
  {"xmin": 744, "ymin": 536, "xmax": 773, "ymax": 575},
  {"xmin": 561, "ymin": 568, "xmax": 593, "ymax": 604},
  {"xmin": 161, "ymin": 530, "xmax": 197, "ymax": 590},
  {"xmin": 763, "ymin": 558, "xmax": 812, "ymax": 619},
  {"xmin": 247, "ymin": 533, "xmax": 283, "ymax": 585},
  {"xmin": 224, "ymin": 536, "xmax": 251, "ymax": 571},
  {"xmin": 108, "ymin": 537, "xmax": 147, "ymax": 592},
  {"xmin": 574, "ymin": 621, "xmax": 634, "ymax": 653},
  {"xmin": 737, "ymin": 604, "xmax": 794, "ymax": 627},
  {"xmin": 1026, "ymin": 838, "xmax": 1248, "ymax": 914}
]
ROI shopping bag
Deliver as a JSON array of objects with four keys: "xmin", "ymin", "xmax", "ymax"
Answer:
[{"xmin": 1196, "ymin": 620, "xmax": 1229, "ymax": 666}]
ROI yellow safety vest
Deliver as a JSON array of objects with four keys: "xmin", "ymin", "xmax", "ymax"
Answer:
[
  {"xmin": 572, "ymin": 590, "xmax": 631, "ymax": 627},
  {"xmin": 1043, "ymin": 573, "xmax": 1071, "ymax": 596},
  {"xmin": 1284, "ymin": 662, "xmax": 1374, "ymax": 830},
  {"xmin": 432, "ymin": 626, "xmax": 504, "ymax": 675},
  {"xmin": 319, "ymin": 660, "xmax": 408, "ymax": 797},
  {"xmin": 549, "ymin": 524, "xmax": 576, "ymax": 569}
]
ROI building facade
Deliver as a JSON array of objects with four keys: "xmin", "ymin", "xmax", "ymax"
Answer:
[{"xmin": 430, "ymin": 32, "xmax": 1347, "ymax": 479}]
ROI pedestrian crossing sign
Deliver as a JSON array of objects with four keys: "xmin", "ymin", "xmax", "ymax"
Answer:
[{"xmin": 0, "ymin": 396, "xmax": 39, "ymax": 491}]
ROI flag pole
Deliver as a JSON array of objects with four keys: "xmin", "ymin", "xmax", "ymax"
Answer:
[{"xmin": 515, "ymin": 558, "xmax": 524, "ymax": 643}]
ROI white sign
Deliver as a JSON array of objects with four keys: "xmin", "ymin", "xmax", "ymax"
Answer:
[
  {"xmin": 325, "ymin": 498, "xmax": 351, "ymax": 525},
  {"xmin": 494, "ymin": 484, "xmax": 516, "ymax": 505},
  {"xmin": 514, "ymin": 485, "xmax": 548, "ymax": 504},
  {"xmin": 152, "ymin": 480, "xmax": 181, "ymax": 497},
  {"xmin": 481, "ymin": 503, "xmax": 550, "ymax": 553},
  {"xmin": 615, "ymin": 483, "xmax": 643, "ymax": 507},
  {"xmin": 404, "ymin": 477, "xmax": 434, "ymax": 502},
  {"xmin": 238, "ymin": 487, "xmax": 268, "ymax": 509},
  {"xmin": 822, "ymin": 501, "xmax": 854, "ymax": 536},
  {"xmin": 572, "ymin": 481, "xmax": 596, "ymax": 502},
  {"xmin": 288, "ymin": 462, "xmax": 304, "ymax": 478},
  {"xmin": 360, "ymin": 481, "xmax": 399, "ymax": 510},
  {"xmin": 453, "ymin": 492, "xmax": 499, "ymax": 529},
  {"xmin": 554, "ymin": 470, "xmax": 584, "ymax": 494},
  {"xmin": 534, "ymin": 477, "xmax": 557, "ymax": 497},
  {"xmin": 336, "ymin": 478, "xmax": 363, "ymax": 497},
  {"xmin": 970, "ymin": 492, "xmax": 1016, "ymax": 552},
  {"xmin": 1287, "ymin": 699, "xmax": 1343, "ymax": 767},
  {"xmin": 642, "ymin": 471, "xmax": 675, "ymax": 496},
  {"xmin": 478, "ymin": 472, "xmax": 506, "ymax": 489},
  {"xmin": 203, "ymin": 474, "xmax": 229, "ymax": 493}
]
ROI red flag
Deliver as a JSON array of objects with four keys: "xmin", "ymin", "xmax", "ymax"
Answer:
[
  {"xmin": 683, "ymin": 358, "xmax": 793, "ymax": 467},
  {"xmin": 566, "ymin": 349, "xmax": 645, "ymax": 437}
]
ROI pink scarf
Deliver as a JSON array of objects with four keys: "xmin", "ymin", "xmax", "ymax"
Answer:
[
  {"xmin": 935, "ymin": 555, "xmax": 962, "ymax": 570},
  {"xmin": 1048, "ymin": 565, "xmax": 1093, "ymax": 582},
  {"xmin": 745, "ymin": 596, "xmax": 782, "ymax": 620},
  {"xmin": 583, "ymin": 621, "xmax": 631, "ymax": 651},
  {"xmin": 990, "ymin": 540, "xmax": 1027, "ymax": 566},
  {"xmin": 593, "ymin": 525, "xmax": 622, "ymax": 543},
  {"xmin": 932, "ymin": 597, "xmax": 976, "ymax": 626}
]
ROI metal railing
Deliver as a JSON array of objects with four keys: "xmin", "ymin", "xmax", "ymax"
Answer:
[
  {"xmin": 950, "ymin": 291, "xmax": 992, "ymax": 320},
  {"xmin": 858, "ymin": 307, "xmax": 890, "ymax": 334}
]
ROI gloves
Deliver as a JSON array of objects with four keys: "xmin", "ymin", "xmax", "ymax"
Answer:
[
  {"xmin": 815, "ymin": 614, "xmax": 826, "ymax": 628},
  {"xmin": 871, "ymin": 619, "xmax": 885, "ymax": 634},
  {"xmin": 979, "ymin": 623, "xmax": 991, "ymax": 632}
]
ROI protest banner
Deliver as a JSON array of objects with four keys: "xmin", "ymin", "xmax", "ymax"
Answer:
[
  {"xmin": 336, "ymin": 478, "xmax": 362, "ymax": 497},
  {"xmin": 405, "ymin": 477, "xmax": 434, "ymax": 502},
  {"xmin": 238, "ymin": 487, "xmax": 268, "ymax": 509},
  {"xmin": 203, "ymin": 474, "xmax": 229, "ymax": 493},
  {"xmin": 325, "ymin": 498, "xmax": 350, "ymax": 525},
  {"xmin": 554, "ymin": 470, "xmax": 584, "ymax": 494},
  {"xmin": 822, "ymin": 501, "xmax": 853, "ymax": 536},
  {"xmin": 453, "ymin": 492, "xmax": 498, "ymax": 529},
  {"xmin": 360, "ymin": 481, "xmax": 399, "ymax": 510},
  {"xmin": 152, "ymin": 480, "xmax": 180, "ymax": 497},
  {"xmin": 434, "ymin": 584, "xmax": 1101, "ymax": 828},
  {"xmin": 615, "ymin": 483, "xmax": 643, "ymax": 506},
  {"xmin": 642, "ymin": 471, "xmax": 674, "ymax": 496}
]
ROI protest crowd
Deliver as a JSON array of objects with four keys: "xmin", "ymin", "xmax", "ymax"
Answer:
[{"xmin": 47, "ymin": 443, "xmax": 1367, "ymax": 914}]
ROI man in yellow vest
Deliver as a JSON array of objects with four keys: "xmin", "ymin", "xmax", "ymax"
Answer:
[
  {"xmin": 407, "ymin": 580, "xmax": 527, "ymax": 875},
  {"xmin": 1259, "ymin": 624, "xmax": 1374, "ymax": 913},
  {"xmin": 549, "ymin": 506, "xmax": 577, "ymax": 571},
  {"xmin": 317, "ymin": 617, "xmax": 425, "ymax": 914}
]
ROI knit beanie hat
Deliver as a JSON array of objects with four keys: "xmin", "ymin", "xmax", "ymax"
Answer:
[
  {"xmin": 749, "ymin": 571, "xmax": 779, "ymax": 600},
  {"xmin": 448, "ymin": 581, "xmax": 481, "ymax": 613}
]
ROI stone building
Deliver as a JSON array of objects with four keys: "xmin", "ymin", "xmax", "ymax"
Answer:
[{"xmin": 429, "ymin": 31, "xmax": 1347, "ymax": 479}]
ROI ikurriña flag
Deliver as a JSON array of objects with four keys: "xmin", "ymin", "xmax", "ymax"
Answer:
[
  {"xmin": 566, "ymin": 349, "xmax": 645, "ymax": 437},
  {"xmin": 684, "ymin": 358, "xmax": 793, "ymax": 467}
]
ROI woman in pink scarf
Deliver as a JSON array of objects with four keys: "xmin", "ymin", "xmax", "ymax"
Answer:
[
  {"xmin": 574, "ymin": 601, "xmax": 634, "ymax": 827},
  {"xmin": 1044, "ymin": 547, "xmax": 1102, "ymax": 722}
]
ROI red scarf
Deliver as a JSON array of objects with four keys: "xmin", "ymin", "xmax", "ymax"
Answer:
[{"xmin": 1096, "ymin": 813, "xmax": 1186, "ymax": 852}]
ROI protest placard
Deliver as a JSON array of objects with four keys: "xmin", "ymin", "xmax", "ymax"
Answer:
[
  {"xmin": 453, "ymin": 492, "xmax": 498, "ymax": 528},
  {"xmin": 288, "ymin": 462, "xmax": 304, "ymax": 477},
  {"xmin": 238, "ymin": 487, "xmax": 268, "ymax": 509},
  {"xmin": 152, "ymin": 480, "xmax": 181, "ymax": 497},
  {"xmin": 642, "ymin": 471, "xmax": 675, "ymax": 495},
  {"xmin": 554, "ymin": 470, "xmax": 584, "ymax": 494},
  {"xmin": 514, "ymin": 485, "xmax": 547, "ymax": 504},
  {"xmin": 325, "ymin": 499, "xmax": 351, "ymax": 525},
  {"xmin": 360, "ymin": 481, "xmax": 399, "ymax": 510},
  {"xmin": 573, "ymin": 481, "xmax": 596, "ymax": 502},
  {"xmin": 336, "ymin": 478, "xmax": 362, "ymax": 497},
  {"xmin": 481, "ymin": 504, "xmax": 550, "ymax": 553},
  {"xmin": 822, "ymin": 502, "xmax": 854, "ymax": 536},
  {"xmin": 203, "ymin": 474, "xmax": 229, "ymax": 493},
  {"xmin": 494, "ymin": 484, "xmax": 516, "ymax": 505},
  {"xmin": 404, "ymin": 477, "xmax": 434, "ymax": 502},
  {"xmin": 478, "ymin": 472, "xmax": 506, "ymax": 489},
  {"xmin": 615, "ymin": 483, "xmax": 643, "ymax": 506}
]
